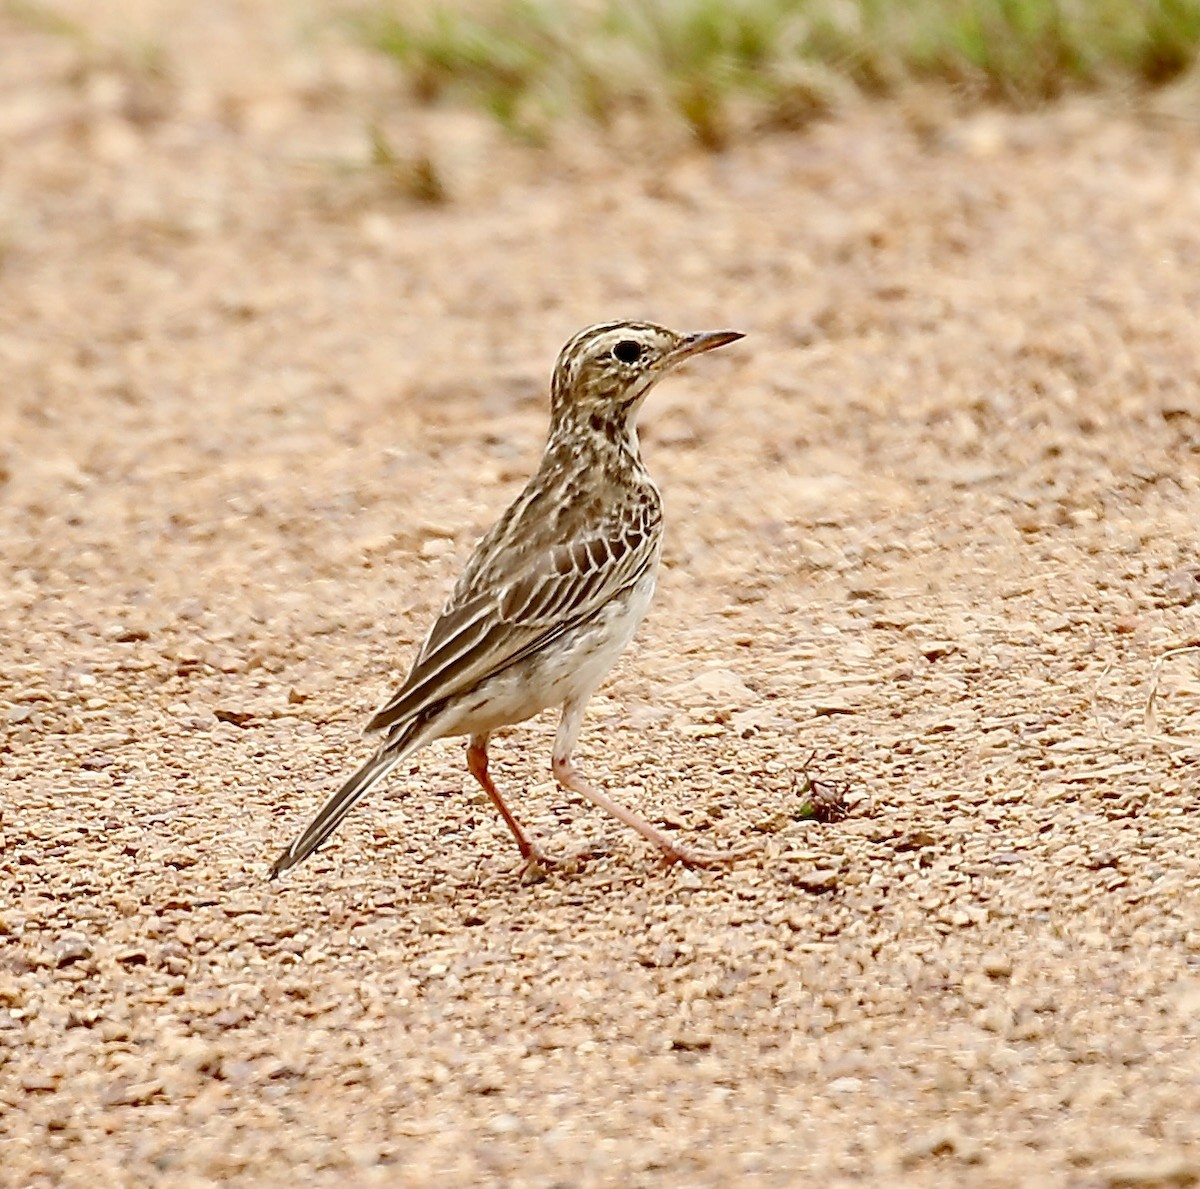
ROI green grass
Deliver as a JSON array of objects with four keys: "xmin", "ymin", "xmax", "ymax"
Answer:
[
  {"xmin": 357, "ymin": 0, "xmax": 1200, "ymax": 146},
  {"xmin": 3, "ymin": 0, "xmax": 89, "ymax": 42}
]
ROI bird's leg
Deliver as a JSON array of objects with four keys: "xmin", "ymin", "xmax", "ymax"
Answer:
[
  {"xmin": 466, "ymin": 735, "xmax": 569, "ymax": 872},
  {"xmin": 551, "ymin": 704, "xmax": 753, "ymax": 868}
]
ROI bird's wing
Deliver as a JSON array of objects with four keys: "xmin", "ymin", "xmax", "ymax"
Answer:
[{"xmin": 364, "ymin": 500, "xmax": 661, "ymax": 738}]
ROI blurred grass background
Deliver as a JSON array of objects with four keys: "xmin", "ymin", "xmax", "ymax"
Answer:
[{"xmin": 355, "ymin": 0, "xmax": 1200, "ymax": 147}]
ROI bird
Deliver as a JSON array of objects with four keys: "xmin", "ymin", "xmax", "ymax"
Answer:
[{"xmin": 270, "ymin": 319, "xmax": 750, "ymax": 880}]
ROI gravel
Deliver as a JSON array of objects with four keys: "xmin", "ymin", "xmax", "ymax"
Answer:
[{"xmin": 2, "ymin": 3, "xmax": 1200, "ymax": 1185}]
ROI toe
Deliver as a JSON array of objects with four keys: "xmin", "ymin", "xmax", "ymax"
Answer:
[
  {"xmin": 662, "ymin": 842, "xmax": 755, "ymax": 868},
  {"xmin": 517, "ymin": 844, "xmax": 583, "ymax": 880}
]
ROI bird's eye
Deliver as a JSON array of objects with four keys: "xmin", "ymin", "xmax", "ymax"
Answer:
[{"xmin": 612, "ymin": 339, "xmax": 643, "ymax": 365}]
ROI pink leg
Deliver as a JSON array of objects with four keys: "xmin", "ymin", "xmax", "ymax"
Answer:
[
  {"xmin": 466, "ymin": 735, "xmax": 569, "ymax": 871},
  {"xmin": 551, "ymin": 703, "xmax": 754, "ymax": 868}
]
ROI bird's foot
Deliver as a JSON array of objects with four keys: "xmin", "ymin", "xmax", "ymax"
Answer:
[
  {"xmin": 517, "ymin": 841, "xmax": 584, "ymax": 882},
  {"xmin": 655, "ymin": 840, "xmax": 756, "ymax": 869}
]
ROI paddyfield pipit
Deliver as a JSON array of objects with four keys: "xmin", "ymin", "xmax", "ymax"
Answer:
[{"xmin": 270, "ymin": 320, "xmax": 748, "ymax": 879}]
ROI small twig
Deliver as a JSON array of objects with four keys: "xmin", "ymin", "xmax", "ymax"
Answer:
[
  {"xmin": 793, "ymin": 751, "xmax": 850, "ymax": 823},
  {"xmin": 1143, "ymin": 644, "xmax": 1200, "ymax": 751},
  {"xmin": 1090, "ymin": 658, "xmax": 1114, "ymax": 743}
]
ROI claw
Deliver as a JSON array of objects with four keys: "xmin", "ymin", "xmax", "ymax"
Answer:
[
  {"xmin": 517, "ymin": 844, "xmax": 583, "ymax": 881},
  {"xmin": 657, "ymin": 841, "xmax": 756, "ymax": 869}
]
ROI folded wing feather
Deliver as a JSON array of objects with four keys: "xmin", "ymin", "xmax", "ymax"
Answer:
[{"xmin": 363, "ymin": 510, "xmax": 659, "ymax": 739}]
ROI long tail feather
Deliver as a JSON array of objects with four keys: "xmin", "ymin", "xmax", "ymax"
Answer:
[{"xmin": 269, "ymin": 731, "xmax": 425, "ymax": 879}]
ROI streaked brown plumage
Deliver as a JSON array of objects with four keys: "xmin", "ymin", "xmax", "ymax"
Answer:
[{"xmin": 270, "ymin": 320, "xmax": 748, "ymax": 880}]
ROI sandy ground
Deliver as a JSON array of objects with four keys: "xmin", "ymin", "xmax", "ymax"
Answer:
[{"xmin": 3, "ymin": 3, "xmax": 1200, "ymax": 1186}]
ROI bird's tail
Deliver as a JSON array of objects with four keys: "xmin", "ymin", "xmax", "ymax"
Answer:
[{"xmin": 269, "ymin": 727, "xmax": 428, "ymax": 880}]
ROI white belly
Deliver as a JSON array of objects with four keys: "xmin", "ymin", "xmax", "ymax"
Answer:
[{"xmin": 437, "ymin": 566, "xmax": 658, "ymax": 739}]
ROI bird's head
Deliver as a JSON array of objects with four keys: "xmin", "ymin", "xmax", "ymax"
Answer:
[{"xmin": 548, "ymin": 320, "xmax": 743, "ymax": 442}]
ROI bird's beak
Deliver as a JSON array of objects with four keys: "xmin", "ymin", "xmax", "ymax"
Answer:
[{"xmin": 665, "ymin": 329, "xmax": 745, "ymax": 366}]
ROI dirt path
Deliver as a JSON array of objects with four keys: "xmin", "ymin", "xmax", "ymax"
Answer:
[{"xmin": 3, "ymin": 5, "xmax": 1200, "ymax": 1186}]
